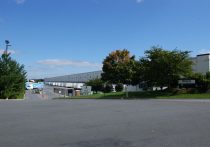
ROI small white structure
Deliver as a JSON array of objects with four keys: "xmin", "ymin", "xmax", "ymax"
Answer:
[
  {"xmin": 81, "ymin": 86, "xmax": 92, "ymax": 95},
  {"xmin": 123, "ymin": 85, "xmax": 143, "ymax": 92}
]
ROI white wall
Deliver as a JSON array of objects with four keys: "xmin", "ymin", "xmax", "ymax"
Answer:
[
  {"xmin": 192, "ymin": 54, "xmax": 210, "ymax": 74},
  {"xmin": 123, "ymin": 85, "xmax": 143, "ymax": 92}
]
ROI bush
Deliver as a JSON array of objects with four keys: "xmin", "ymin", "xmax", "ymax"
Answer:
[
  {"xmin": 188, "ymin": 73, "xmax": 210, "ymax": 93},
  {"xmin": 175, "ymin": 88, "xmax": 188, "ymax": 94},
  {"xmin": 197, "ymin": 80, "xmax": 209, "ymax": 93},
  {"xmin": 115, "ymin": 83, "xmax": 124, "ymax": 92},
  {"xmin": 104, "ymin": 84, "xmax": 113, "ymax": 93}
]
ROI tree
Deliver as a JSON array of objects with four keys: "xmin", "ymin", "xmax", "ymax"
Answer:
[
  {"xmin": 104, "ymin": 84, "xmax": 113, "ymax": 93},
  {"xmin": 85, "ymin": 78, "xmax": 104, "ymax": 94},
  {"xmin": 130, "ymin": 60, "xmax": 145, "ymax": 85},
  {"xmin": 115, "ymin": 83, "xmax": 124, "ymax": 92},
  {"xmin": 0, "ymin": 53, "xmax": 26, "ymax": 99},
  {"xmin": 102, "ymin": 49, "xmax": 136, "ymax": 85},
  {"xmin": 206, "ymin": 72, "xmax": 210, "ymax": 80},
  {"xmin": 139, "ymin": 46, "xmax": 193, "ymax": 89}
]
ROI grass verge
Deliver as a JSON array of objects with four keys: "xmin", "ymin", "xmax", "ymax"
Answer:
[{"xmin": 56, "ymin": 91, "xmax": 210, "ymax": 99}]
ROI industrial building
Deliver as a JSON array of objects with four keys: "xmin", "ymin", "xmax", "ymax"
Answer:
[{"xmin": 44, "ymin": 71, "xmax": 102, "ymax": 89}]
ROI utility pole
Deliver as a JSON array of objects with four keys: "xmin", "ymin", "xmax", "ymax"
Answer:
[{"xmin": 5, "ymin": 40, "xmax": 11, "ymax": 55}]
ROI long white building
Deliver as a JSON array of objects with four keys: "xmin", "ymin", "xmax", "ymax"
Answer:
[{"xmin": 44, "ymin": 71, "xmax": 102, "ymax": 88}]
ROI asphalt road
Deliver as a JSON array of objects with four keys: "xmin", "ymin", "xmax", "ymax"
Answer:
[{"xmin": 1, "ymin": 90, "xmax": 210, "ymax": 147}]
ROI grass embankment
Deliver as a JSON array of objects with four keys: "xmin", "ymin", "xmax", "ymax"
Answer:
[{"xmin": 59, "ymin": 91, "xmax": 210, "ymax": 99}]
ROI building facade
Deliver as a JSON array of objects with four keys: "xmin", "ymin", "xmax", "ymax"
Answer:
[
  {"xmin": 191, "ymin": 53, "xmax": 210, "ymax": 74},
  {"xmin": 44, "ymin": 71, "xmax": 102, "ymax": 88}
]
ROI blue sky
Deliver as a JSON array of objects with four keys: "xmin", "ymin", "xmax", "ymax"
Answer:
[{"xmin": 1, "ymin": 0, "xmax": 210, "ymax": 79}]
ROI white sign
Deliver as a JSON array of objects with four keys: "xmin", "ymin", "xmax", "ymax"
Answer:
[{"xmin": 178, "ymin": 80, "xmax": 195, "ymax": 84}]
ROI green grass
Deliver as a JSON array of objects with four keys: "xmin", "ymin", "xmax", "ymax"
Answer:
[
  {"xmin": 57, "ymin": 91, "xmax": 210, "ymax": 99},
  {"xmin": 159, "ymin": 93, "xmax": 210, "ymax": 99},
  {"xmin": 65, "ymin": 92, "xmax": 125, "ymax": 99}
]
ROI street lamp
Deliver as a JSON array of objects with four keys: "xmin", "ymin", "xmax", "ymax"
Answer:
[{"xmin": 5, "ymin": 40, "xmax": 11, "ymax": 55}]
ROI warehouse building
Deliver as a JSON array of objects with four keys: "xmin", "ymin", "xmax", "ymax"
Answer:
[{"xmin": 44, "ymin": 71, "xmax": 102, "ymax": 89}]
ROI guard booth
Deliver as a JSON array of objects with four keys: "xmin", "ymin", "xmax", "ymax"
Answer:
[
  {"xmin": 54, "ymin": 87, "xmax": 75, "ymax": 96},
  {"xmin": 81, "ymin": 86, "xmax": 92, "ymax": 95}
]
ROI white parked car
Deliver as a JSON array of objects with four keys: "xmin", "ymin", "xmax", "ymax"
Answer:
[{"xmin": 26, "ymin": 82, "xmax": 33, "ymax": 90}]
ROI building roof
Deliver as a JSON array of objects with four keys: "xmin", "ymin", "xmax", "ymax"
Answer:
[{"xmin": 197, "ymin": 53, "xmax": 210, "ymax": 57}]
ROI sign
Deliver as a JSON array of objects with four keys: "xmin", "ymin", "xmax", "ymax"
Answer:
[{"xmin": 178, "ymin": 80, "xmax": 195, "ymax": 84}]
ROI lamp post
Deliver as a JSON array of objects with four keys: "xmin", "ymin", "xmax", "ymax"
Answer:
[
  {"xmin": 5, "ymin": 40, "xmax": 11, "ymax": 55},
  {"xmin": 4, "ymin": 40, "xmax": 11, "ymax": 100}
]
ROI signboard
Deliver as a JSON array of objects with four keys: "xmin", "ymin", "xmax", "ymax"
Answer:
[{"xmin": 178, "ymin": 80, "xmax": 195, "ymax": 84}]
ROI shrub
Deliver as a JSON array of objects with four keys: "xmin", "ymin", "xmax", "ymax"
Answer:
[
  {"xmin": 188, "ymin": 73, "xmax": 210, "ymax": 93},
  {"xmin": 104, "ymin": 84, "xmax": 113, "ymax": 93},
  {"xmin": 115, "ymin": 83, "xmax": 124, "ymax": 92}
]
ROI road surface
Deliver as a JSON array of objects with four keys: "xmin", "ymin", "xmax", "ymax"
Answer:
[{"xmin": 0, "ymin": 87, "xmax": 210, "ymax": 147}]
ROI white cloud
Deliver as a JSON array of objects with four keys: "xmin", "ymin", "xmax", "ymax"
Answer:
[
  {"xmin": 27, "ymin": 60, "xmax": 102, "ymax": 79},
  {"xmin": 26, "ymin": 65, "xmax": 60, "ymax": 79},
  {"xmin": 136, "ymin": 0, "xmax": 144, "ymax": 4},
  {"xmin": 0, "ymin": 49, "xmax": 16, "ymax": 55},
  {"xmin": 38, "ymin": 59, "xmax": 102, "ymax": 68},
  {"xmin": 25, "ymin": 59, "xmax": 102, "ymax": 79},
  {"xmin": 197, "ymin": 49, "xmax": 210, "ymax": 55},
  {"xmin": 15, "ymin": 0, "xmax": 26, "ymax": 4}
]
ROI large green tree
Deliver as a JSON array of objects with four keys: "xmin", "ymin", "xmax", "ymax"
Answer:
[
  {"xmin": 0, "ymin": 53, "xmax": 27, "ymax": 99},
  {"xmin": 102, "ymin": 49, "xmax": 136, "ymax": 85},
  {"xmin": 130, "ymin": 60, "xmax": 145, "ymax": 85},
  {"xmin": 140, "ymin": 46, "xmax": 193, "ymax": 89}
]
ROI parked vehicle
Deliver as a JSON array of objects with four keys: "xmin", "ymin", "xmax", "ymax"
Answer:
[
  {"xmin": 25, "ymin": 82, "xmax": 44, "ymax": 90},
  {"xmin": 25, "ymin": 82, "xmax": 33, "ymax": 90}
]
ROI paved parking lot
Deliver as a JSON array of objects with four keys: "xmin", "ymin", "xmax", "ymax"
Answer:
[{"xmin": 1, "ymin": 88, "xmax": 210, "ymax": 147}]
